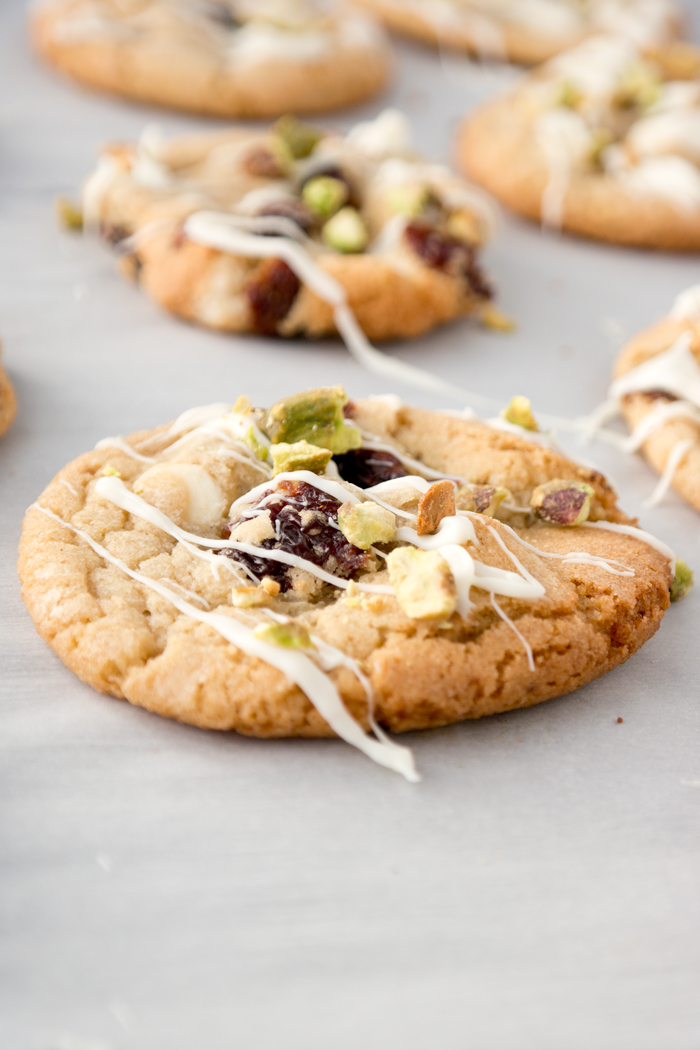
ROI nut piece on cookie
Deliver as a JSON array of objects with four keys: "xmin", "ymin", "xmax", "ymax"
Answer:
[
  {"xmin": 253, "ymin": 621, "xmax": 314, "ymax": 649},
  {"xmin": 670, "ymin": 558, "xmax": 694, "ymax": 601},
  {"xmin": 264, "ymin": 386, "xmax": 361, "ymax": 454},
  {"xmin": 387, "ymin": 547, "xmax": 457, "ymax": 620},
  {"xmin": 385, "ymin": 182, "xmax": 431, "ymax": 218},
  {"xmin": 456, "ymin": 483, "xmax": 509, "ymax": 517},
  {"xmin": 338, "ymin": 501, "xmax": 396, "ymax": 549},
  {"xmin": 231, "ymin": 579, "xmax": 280, "ymax": 608},
  {"xmin": 302, "ymin": 176, "xmax": 348, "ymax": 218},
  {"xmin": 502, "ymin": 395, "xmax": 539, "ymax": 431},
  {"xmin": 270, "ymin": 440, "xmax": 332, "ymax": 476},
  {"xmin": 274, "ymin": 116, "xmax": 323, "ymax": 160},
  {"xmin": 322, "ymin": 207, "xmax": 369, "ymax": 253},
  {"xmin": 416, "ymin": 480, "xmax": 456, "ymax": 536},
  {"xmin": 530, "ymin": 479, "xmax": 593, "ymax": 526}
]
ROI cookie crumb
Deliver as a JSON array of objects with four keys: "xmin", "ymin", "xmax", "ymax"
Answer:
[{"xmin": 617, "ymin": 717, "xmax": 624, "ymax": 724}]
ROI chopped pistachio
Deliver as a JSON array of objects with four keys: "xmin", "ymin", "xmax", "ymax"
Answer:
[
  {"xmin": 55, "ymin": 195, "xmax": 83, "ymax": 231},
  {"xmin": 555, "ymin": 80, "xmax": 582, "ymax": 109},
  {"xmin": 242, "ymin": 424, "xmax": 269, "ymax": 462},
  {"xmin": 615, "ymin": 61, "xmax": 661, "ymax": 109},
  {"xmin": 253, "ymin": 621, "xmax": 314, "ymax": 649},
  {"xmin": 268, "ymin": 135, "xmax": 294, "ymax": 175},
  {"xmin": 502, "ymin": 395, "xmax": 538, "ymax": 432},
  {"xmin": 322, "ymin": 207, "xmax": 369, "ymax": 253},
  {"xmin": 231, "ymin": 586, "xmax": 274, "ymax": 608},
  {"xmin": 670, "ymin": 558, "xmax": 694, "ymax": 601},
  {"xmin": 232, "ymin": 395, "xmax": 253, "ymax": 415},
  {"xmin": 385, "ymin": 183, "xmax": 430, "ymax": 218},
  {"xmin": 456, "ymin": 483, "xmax": 509, "ymax": 517},
  {"xmin": 264, "ymin": 385, "xmax": 361, "ymax": 454},
  {"xmin": 338, "ymin": 501, "xmax": 396, "ymax": 549},
  {"xmin": 446, "ymin": 208, "xmax": 481, "ymax": 245},
  {"xmin": 387, "ymin": 546, "xmax": 457, "ymax": 620},
  {"xmin": 102, "ymin": 465, "xmax": 122, "ymax": 478},
  {"xmin": 416, "ymin": 481, "xmax": 456, "ymax": 536},
  {"xmin": 530, "ymin": 479, "xmax": 593, "ymax": 526},
  {"xmin": 273, "ymin": 115, "xmax": 322, "ymax": 159},
  {"xmin": 479, "ymin": 303, "xmax": 516, "ymax": 332},
  {"xmin": 589, "ymin": 128, "xmax": 614, "ymax": 166},
  {"xmin": 270, "ymin": 439, "xmax": 332, "ymax": 476},
  {"xmin": 302, "ymin": 175, "xmax": 348, "ymax": 218}
]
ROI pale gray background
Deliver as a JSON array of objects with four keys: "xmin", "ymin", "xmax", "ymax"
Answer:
[{"xmin": 2, "ymin": 3, "xmax": 700, "ymax": 1048}]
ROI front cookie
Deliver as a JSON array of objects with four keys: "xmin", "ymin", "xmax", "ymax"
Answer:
[
  {"xmin": 457, "ymin": 36, "xmax": 700, "ymax": 250},
  {"xmin": 31, "ymin": 0, "xmax": 391, "ymax": 117},
  {"xmin": 356, "ymin": 0, "xmax": 679, "ymax": 65},
  {"xmin": 19, "ymin": 387, "xmax": 675, "ymax": 776}
]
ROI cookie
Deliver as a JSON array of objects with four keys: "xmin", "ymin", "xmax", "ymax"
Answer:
[
  {"xmin": 19, "ymin": 386, "xmax": 677, "ymax": 779},
  {"xmin": 607, "ymin": 285, "xmax": 700, "ymax": 511},
  {"xmin": 457, "ymin": 36, "xmax": 700, "ymax": 250},
  {"xmin": 31, "ymin": 0, "xmax": 391, "ymax": 118},
  {"xmin": 0, "ymin": 347, "xmax": 17, "ymax": 438},
  {"xmin": 356, "ymin": 0, "xmax": 679, "ymax": 65},
  {"xmin": 76, "ymin": 110, "xmax": 495, "ymax": 346}
]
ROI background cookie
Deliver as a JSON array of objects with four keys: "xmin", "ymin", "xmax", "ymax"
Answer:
[
  {"xmin": 0, "ymin": 348, "xmax": 16, "ymax": 438},
  {"xmin": 356, "ymin": 0, "xmax": 680, "ymax": 65},
  {"xmin": 613, "ymin": 287, "xmax": 700, "ymax": 511},
  {"xmin": 457, "ymin": 36, "xmax": 700, "ymax": 250},
  {"xmin": 31, "ymin": 0, "xmax": 391, "ymax": 117},
  {"xmin": 77, "ymin": 110, "xmax": 495, "ymax": 343},
  {"xmin": 19, "ymin": 392, "xmax": 673, "ymax": 771}
]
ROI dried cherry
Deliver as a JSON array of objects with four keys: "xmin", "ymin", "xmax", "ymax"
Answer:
[
  {"xmin": 223, "ymin": 480, "xmax": 367, "ymax": 591},
  {"xmin": 246, "ymin": 258, "xmax": 300, "ymax": 335},
  {"xmin": 404, "ymin": 220, "xmax": 492, "ymax": 299},
  {"xmin": 334, "ymin": 448, "xmax": 407, "ymax": 489}
]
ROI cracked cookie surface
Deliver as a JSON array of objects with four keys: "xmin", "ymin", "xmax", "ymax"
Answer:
[{"xmin": 19, "ymin": 394, "xmax": 673, "ymax": 741}]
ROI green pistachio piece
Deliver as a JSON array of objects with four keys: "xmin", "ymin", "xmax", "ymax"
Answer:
[
  {"xmin": 502, "ymin": 395, "xmax": 539, "ymax": 432},
  {"xmin": 530, "ymin": 479, "xmax": 593, "ymax": 526},
  {"xmin": 264, "ymin": 385, "xmax": 361, "ymax": 454},
  {"xmin": 670, "ymin": 558, "xmax": 694, "ymax": 601},
  {"xmin": 322, "ymin": 207, "xmax": 369, "ymax": 253},
  {"xmin": 387, "ymin": 547, "xmax": 457, "ymax": 620},
  {"xmin": 243, "ymin": 424, "xmax": 269, "ymax": 462},
  {"xmin": 55, "ymin": 195, "xmax": 83, "ymax": 231},
  {"xmin": 555, "ymin": 80, "xmax": 582, "ymax": 109},
  {"xmin": 338, "ymin": 501, "xmax": 396, "ymax": 550},
  {"xmin": 385, "ymin": 183, "xmax": 430, "ymax": 217},
  {"xmin": 273, "ymin": 115, "xmax": 322, "ymax": 160},
  {"xmin": 616, "ymin": 61, "xmax": 661, "ymax": 109},
  {"xmin": 455, "ymin": 484, "xmax": 509, "ymax": 517},
  {"xmin": 302, "ymin": 175, "xmax": 348, "ymax": 218},
  {"xmin": 270, "ymin": 440, "xmax": 332, "ymax": 476},
  {"xmin": 589, "ymin": 128, "xmax": 614, "ymax": 165},
  {"xmin": 253, "ymin": 621, "xmax": 314, "ymax": 649}
]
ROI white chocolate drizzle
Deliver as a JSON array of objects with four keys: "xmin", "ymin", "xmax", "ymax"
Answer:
[
  {"xmin": 31, "ymin": 502, "xmax": 418, "ymax": 782},
  {"xmin": 94, "ymin": 436, "xmax": 156, "ymax": 463},
  {"xmin": 644, "ymin": 437, "xmax": 694, "ymax": 507},
  {"xmin": 490, "ymin": 593, "xmax": 535, "ymax": 671},
  {"xmin": 94, "ymin": 475, "xmax": 393, "ymax": 594},
  {"xmin": 181, "ymin": 210, "xmax": 502, "ymax": 413},
  {"xmin": 580, "ymin": 520, "xmax": 676, "ymax": 572}
]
